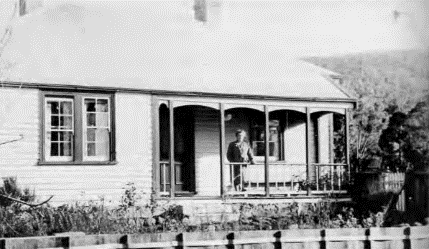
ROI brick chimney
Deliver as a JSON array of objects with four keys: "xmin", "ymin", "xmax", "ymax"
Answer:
[
  {"xmin": 193, "ymin": 0, "xmax": 229, "ymax": 28},
  {"xmin": 18, "ymin": 0, "xmax": 44, "ymax": 17}
]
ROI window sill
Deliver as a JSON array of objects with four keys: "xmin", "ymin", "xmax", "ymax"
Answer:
[
  {"xmin": 155, "ymin": 195, "xmax": 222, "ymax": 201},
  {"xmin": 37, "ymin": 160, "xmax": 118, "ymax": 166}
]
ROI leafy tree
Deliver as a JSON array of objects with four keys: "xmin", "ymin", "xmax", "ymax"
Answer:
[
  {"xmin": 304, "ymin": 49, "xmax": 429, "ymax": 171},
  {"xmin": 404, "ymin": 95, "xmax": 429, "ymax": 171},
  {"xmin": 378, "ymin": 112, "xmax": 409, "ymax": 172}
]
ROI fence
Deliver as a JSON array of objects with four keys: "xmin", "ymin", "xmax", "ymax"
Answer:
[
  {"xmin": 405, "ymin": 171, "xmax": 429, "ymax": 221},
  {"xmin": 1, "ymin": 226, "xmax": 428, "ymax": 249},
  {"xmin": 353, "ymin": 172, "xmax": 407, "ymax": 212},
  {"xmin": 383, "ymin": 172, "xmax": 406, "ymax": 211}
]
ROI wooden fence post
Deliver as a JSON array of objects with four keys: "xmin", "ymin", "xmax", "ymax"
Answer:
[{"xmin": 2, "ymin": 227, "xmax": 429, "ymax": 248}]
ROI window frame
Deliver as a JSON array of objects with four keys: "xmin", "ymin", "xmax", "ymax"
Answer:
[
  {"xmin": 250, "ymin": 120, "xmax": 283, "ymax": 162},
  {"xmin": 44, "ymin": 97, "xmax": 75, "ymax": 162},
  {"xmin": 39, "ymin": 91, "xmax": 116, "ymax": 165},
  {"xmin": 82, "ymin": 97, "xmax": 111, "ymax": 162}
]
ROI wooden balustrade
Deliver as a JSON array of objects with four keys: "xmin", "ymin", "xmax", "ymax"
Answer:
[
  {"xmin": 159, "ymin": 161, "xmax": 183, "ymax": 196},
  {"xmin": 226, "ymin": 162, "xmax": 349, "ymax": 196}
]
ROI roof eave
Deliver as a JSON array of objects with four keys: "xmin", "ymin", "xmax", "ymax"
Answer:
[{"xmin": 1, "ymin": 81, "xmax": 358, "ymax": 107}]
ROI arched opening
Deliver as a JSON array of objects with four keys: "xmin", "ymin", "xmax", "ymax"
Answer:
[
  {"xmin": 309, "ymin": 111, "xmax": 347, "ymax": 193},
  {"xmin": 158, "ymin": 103, "xmax": 221, "ymax": 196},
  {"xmin": 224, "ymin": 107, "xmax": 265, "ymax": 194},
  {"xmin": 266, "ymin": 109, "xmax": 308, "ymax": 194}
]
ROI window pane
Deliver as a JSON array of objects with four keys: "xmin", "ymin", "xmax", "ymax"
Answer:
[
  {"xmin": 269, "ymin": 142, "xmax": 275, "ymax": 157},
  {"xmin": 96, "ymin": 128, "xmax": 109, "ymax": 142},
  {"xmin": 254, "ymin": 141, "xmax": 265, "ymax": 156},
  {"xmin": 96, "ymin": 141, "xmax": 110, "ymax": 159},
  {"xmin": 85, "ymin": 99, "xmax": 96, "ymax": 112},
  {"xmin": 51, "ymin": 116, "xmax": 59, "ymax": 128},
  {"xmin": 87, "ymin": 129, "xmax": 96, "ymax": 141},
  {"xmin": 50, "ymin": 142, "xmax": 59, "ymax": 156},
  {"xmin": 96, "ymin": 99, "xmax": 108, "ymax": 112},
  {"xmin": 96, "ymin": 129, "xmax": 109, "ymax": 158},
  {"xmin": 50, "ymin": 131, "xmax": 58, "ymax": 141},
  {"xmin": 60, "ymin": 116, "xmax": 73, "ymax": 129},
  {"xmin": 59, "ymin": 131, "xmax": 73, "ymax": 142},
  {"xmin": 87, "ymin": 143, "xmax": 96, "ymax": 156},
  {"xmin": 97, "ymin": 113, "xmax": 109, "ymax": 127},
  {"xmin": 60, "ymin": 101, "xmax": 72, "ymax": 114},
  {"xmin": 87, "ymin": 113, "xmax": 96, "ymax": 126},
  {"xmin": 49, "ymin": 101, "xmax": 59, "ymax": 114},
  {"xmin": 60, "ymin": 142, "xmax": 72, "ymax": 156}
]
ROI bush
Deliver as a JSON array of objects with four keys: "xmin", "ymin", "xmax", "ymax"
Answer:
[
  {"xmin": 236, "ymin": 202, "xmax": 359, "ymax": 230},
  {"xmin": 1, "ymin": 181, "xmax": 422, "ymax": 238},
  {"xmin": 0, "ymin": 177, "xmax": 35, "ymax": 207}
]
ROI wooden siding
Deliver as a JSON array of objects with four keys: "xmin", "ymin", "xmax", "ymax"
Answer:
[
  {"xmin": 194, "ymin": 107, "xmax": 221, "ymax": 196},
  {"xmin": 0, "ymin": 88, "xmax": 152, "ymax": 204},
  {"xmin": 319, "ymin": 113, "xmax": 334, "ymax": 164},
  {"xmin": 283, "ymin": 113, "xmax": 306, "ymax": 164}
]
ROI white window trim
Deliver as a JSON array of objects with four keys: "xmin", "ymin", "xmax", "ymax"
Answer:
[
  {"xmin": 82, "ymin": 97, "xmax": 111, "ymax": 162},
  {"xmin": 44, "ymin": 97, "xmax": 74, "ymax": 162}
]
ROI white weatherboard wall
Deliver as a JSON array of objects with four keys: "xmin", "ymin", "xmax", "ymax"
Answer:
[
  {"xmin": 194, "ymin": 107, "xmax": 253, "ymax": 196},
  {"xmin": 194, "ymin": 107, "xmax": 221, "ymax": 196},
  {"xmin": 317, "ymin": 114, "xmax": 333, "ymax": 164},
  {"xmin": 284, "ymin": 115, "xmax": 306, "ymax": 164},
  {"xmin": 0, "ymin": 88, "xmax": 152, "ymax": 204}
]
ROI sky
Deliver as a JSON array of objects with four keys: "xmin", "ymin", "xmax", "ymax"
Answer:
[
  {"xmin": 223, "ymin": 0, "xmax": 428, "ymax": 56},
  {"xmin": 0, "ymin": 0, "xmax": 428, "ymax": 57}
]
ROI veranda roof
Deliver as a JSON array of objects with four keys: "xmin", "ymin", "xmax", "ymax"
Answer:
[{"xmin": 0, "ymin": 1, "xmax": 353, "ymax": 101}]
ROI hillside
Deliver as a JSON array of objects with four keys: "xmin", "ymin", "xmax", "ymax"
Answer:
[
  {"xmin": 303, "ymin": 49, "xmax": 429, "ymax": 110},
  {"xmin": 303, "ymin": 49, "xmax": 429, "ymax": 168}
]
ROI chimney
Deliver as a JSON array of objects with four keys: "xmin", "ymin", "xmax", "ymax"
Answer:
[
  {"xmin": 18, "ymin": 0, "xmax": 44, "ymax": 17},
  {"xmin": 193, "ymin": 0, "xmax": 229, "ymax": 28},
  {"xmin": 194, "ymin": 0, "xmax": 207, "ymax": 22}
]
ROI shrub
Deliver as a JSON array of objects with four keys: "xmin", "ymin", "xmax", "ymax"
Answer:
[
  {"xmin": 236, "ymin": 202, "xmax": 360, "ymax": 230},
  {"xmin": 1, "ymin": 181, "xmax": 421, "ymax": 238},
  {"xmin": 0, "ymin": 177, "xmax": 35, "ymax": 207}
]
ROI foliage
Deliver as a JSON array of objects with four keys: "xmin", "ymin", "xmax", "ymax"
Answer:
[
  {"xmin": 1, "ymin": 195, "xmax": 421, "ymax": 238},
  {"xmin": 405, "ymin": 96, "xmax": 429, "ymax": 171},
  {"xmin": 0, "ymin": 198, "xmax": 189, "ymax": 237},
  {"xmin": 119, "ymin": 182, "xmax": 141, "ymax": 208},
  {"xmin": 376, "ymin": 98, "xmax": 429, "ymax": 172},
  {"xmin": 0, "ymin": 177, "xmax": 35, "ymax": 207},
  {"xmin": 304, "ymin": 49, "xmax": 429, "ymax": 171},
  {"xmin": 236, "ymin": 202, "xmax": 360, "ymax": 230},
  {"xmin": 0, "ymin": 183, "xmax": 399, "ymax": 239}
]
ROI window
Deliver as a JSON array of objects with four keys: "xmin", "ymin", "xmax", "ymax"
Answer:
[
  {"xmin": 41, "ymin": 92, "xmax": 115, "ymax": 164},
  {"xmin": 45, "ymin": 98, "xmax": 74, "ymax": 162},
  {"xmin": 83, "ymin": 98, "xmax": 111, "ymax": 161},
  {"xmin": 251, "ymin": 120, "xmax": 282, "ymax": 161}
]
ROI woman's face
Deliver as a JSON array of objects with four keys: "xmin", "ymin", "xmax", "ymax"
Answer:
[{"xmin": 237, "ymin": 131, "xmax": 246, "ymax": 142}]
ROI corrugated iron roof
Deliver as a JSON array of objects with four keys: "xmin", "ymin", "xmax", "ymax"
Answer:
[{"xmin": 0, "ymin": 1, "xmax": 353, "ymax": 100}]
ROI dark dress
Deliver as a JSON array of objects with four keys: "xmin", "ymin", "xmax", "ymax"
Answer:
[
  {"xmin": 378, "ymin": 127, "xmax": 409, "ymax": 172},
  {"xmin": 227, "ymin": 141, "xmax": 255, "ymax": 190}
]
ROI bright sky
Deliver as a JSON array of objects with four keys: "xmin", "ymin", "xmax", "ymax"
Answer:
[
  {"xmin": 0, "ymin": 0, "xmax": 428, "ymax": 57},
  {"xmin": 225, "ymin": 0, "xmax": 428, "ymax": 56}
]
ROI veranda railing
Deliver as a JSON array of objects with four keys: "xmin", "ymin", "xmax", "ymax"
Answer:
[{"xmin": 226, "ymin": 162, "xmax": 348, "ymax": 196}]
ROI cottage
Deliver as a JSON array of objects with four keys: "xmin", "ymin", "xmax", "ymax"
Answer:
[{"xmin": 0, "ymin": 0, "xmax": 356, "ymax": 205}]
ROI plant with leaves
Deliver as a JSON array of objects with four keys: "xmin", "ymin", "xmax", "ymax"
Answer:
[
  {"xmin": 0, "ymin": 177, "xmax": 35, "ymax": 207},
  {"xmin": 404, "ymin": 95, "xmax": 429, "ymax": 171},
  {"xmin": 304, "ymin": 50, "xmax": 428, "ymax": 171}
]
